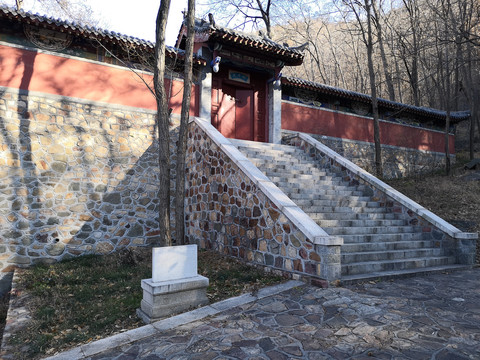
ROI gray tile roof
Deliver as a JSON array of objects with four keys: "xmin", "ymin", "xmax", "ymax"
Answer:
[
  {"xmin": 283, "ymin": 76, "xmax": 470, "ymax": 123},
  {"xmin": 189, "ymin": 18, "xmax": 305, "ymax": 65},
  {"xmin": 0, "ymin": 5, "xmax": 206, "ymax": 64},
  {"xmin": 0, "ymin": 6, "xmax": 155, "ymax": 49}
]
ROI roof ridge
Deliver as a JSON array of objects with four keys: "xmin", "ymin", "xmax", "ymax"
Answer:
[
  {"xmin": 283, "ymin": 76, "xmax": 470, "ymax": 121},
  {"xmin": 0, "ymin": 5, "xmax": 155, "ymax": 48}
]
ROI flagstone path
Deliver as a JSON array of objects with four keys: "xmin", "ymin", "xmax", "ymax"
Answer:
[{"xmin": 47, "ymin": 269, "xmax": 480, "ymax": 359}]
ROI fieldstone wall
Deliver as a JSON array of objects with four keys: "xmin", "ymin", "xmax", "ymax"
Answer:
[
  {"xmin": 287, "ymin": 134, "xmax": 476, "ymax": 266},
  {"xmin": 284, "ymin": 132, "xmax": 454, "ymax": 179},
  {"xmin": 0, "ymin": 87, "xmax": 170, "ymax": 272},
  {"xmin": 185, "ymin": 119, "xmax": 337, "ymax": 282}
]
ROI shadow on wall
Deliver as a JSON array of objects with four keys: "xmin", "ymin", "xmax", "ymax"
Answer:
[
  {"xmin": 0, "ymin": 87, "xmax": 170, "ymax": 272},
  {"xmin": 0, "ymin": 50, "xmax": 41, "ymax": 271}
]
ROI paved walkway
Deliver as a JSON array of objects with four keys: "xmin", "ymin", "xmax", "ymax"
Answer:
[{"xmin": 48, "ymin": 269, "xmax": 480, "ymax": 360}]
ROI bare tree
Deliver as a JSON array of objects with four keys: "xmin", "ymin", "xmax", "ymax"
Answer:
[
  {"xmin": 154, "ymin": 0, "xmax": 173, "ymax": 247},
  {"xmin": 10, "ymin": 0, "xmax": 104, "ymax": 27},
  {"xmin": 175, "ymin": 0, "xmax": 195, "ymax": 245},
  {"xmin": 199, "ymin": 0, "xmax": 274, "ymax": 37},
  {"xmin": 371, "ymin": 0, "xmax": 395, "ymax": 101},
  {"xmin": 341, "ymin": 0, "xmax": 383, "ymax": 177}
]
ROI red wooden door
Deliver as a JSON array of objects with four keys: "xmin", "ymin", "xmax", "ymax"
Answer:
[
  {"xmin": 211, "ymin": 73, "xmax": 266, "ymax": 142},
  {"xmin": 235, "ymin": 89, "xmax": 254, "ymax": 140}
]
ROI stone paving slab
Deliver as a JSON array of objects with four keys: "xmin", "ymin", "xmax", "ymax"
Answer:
[
  {"xmin": 44, "ymin": 280, "xmax": 304, "ymax": 360},
  {"xmin": 45, "ymin": 269, "xmax": 480, "ymax": 359}
]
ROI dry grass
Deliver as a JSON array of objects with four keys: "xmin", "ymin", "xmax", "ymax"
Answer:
[{"xmin": 4, "ymin": 248, "xmax": 284, "ymax": 359}]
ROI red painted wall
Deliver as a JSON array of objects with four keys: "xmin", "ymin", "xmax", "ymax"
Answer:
[
  {"xmin": 282, "ymin": 102, "xmax": 455, "ymax": 154},
  {"xmin": 0, "ymin": 44, "xmax": 198, "ymax": 115}
]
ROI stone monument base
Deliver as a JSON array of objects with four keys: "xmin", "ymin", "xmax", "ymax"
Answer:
[{"xmin": 137, "ymin": 275, "xmax": 209, "ymax": 324}]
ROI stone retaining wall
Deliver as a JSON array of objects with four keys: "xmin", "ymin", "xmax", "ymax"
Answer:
[
  {"xmin": 185, "ymin": 118, "xmax": 342, "ymax": 282},
  {"xmin": 283, "ymin": 131, "xmax": 454, "ymax": 179},
  {"xmin": 0, "ymin": 87, "xmax": 168, "ymax": 272}
]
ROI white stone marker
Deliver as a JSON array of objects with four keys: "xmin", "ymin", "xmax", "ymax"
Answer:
[
  {"xmin": 138, "ymin": 244, "xmax": 209, "ymax": 324},
  {"xmin": 152, "ymin": 244, "xmax": 198, "ymax": 282}
]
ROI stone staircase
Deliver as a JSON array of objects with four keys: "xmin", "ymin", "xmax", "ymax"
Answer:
[{"xmin": 231, "ymin": 139, "xmax": 467, "ymax": 282}]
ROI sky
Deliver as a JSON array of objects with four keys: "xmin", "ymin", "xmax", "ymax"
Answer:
[
  {"xmin": 83, "ymin": 0, "xmax": 189, "ymax": 45},
  {"xmin": 1, "ymin": 0, "xmax": 189, "ymax": 45}
]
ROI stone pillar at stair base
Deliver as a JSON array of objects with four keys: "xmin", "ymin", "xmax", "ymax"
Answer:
[
  {"xmin": 455, "ymin": 237, "xmax": 477, "ymax": 265},
  {"xmin": 268, "ymin": 82, "xmax": 282, "ymax": 144},
  {"xmin": 315, "ymin": 244, "xmax": 341, "ymax": 281},
  {"xmin": 137, "ymin": 276, "xmax": 209, "ymax": 324}
]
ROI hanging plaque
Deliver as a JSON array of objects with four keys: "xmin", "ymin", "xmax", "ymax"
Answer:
[{"xmin": 229, "ymin": 70, "xmax": 250, "ymax": 84}]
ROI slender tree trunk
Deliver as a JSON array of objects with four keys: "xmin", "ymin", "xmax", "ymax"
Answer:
[
  {"xmin": 154, "ymin": 0, "xmax": 172, "ymax": 247},
  {"xmin": 365, "ymin": 0, "xmax": 383, "ymax": 177},
  {"xmin": 401, "ymin": 0, "xmax": 420, "ymax": 106},
  {"xmin": 371, "ymin": 0, "xmax": 395, "ymax": 101},
  {"xmin": 459, "ymin": 42, "xmax": 476, "ymax": 160},
  {"xmin": 175, "ymin": 0, "xmax": 195, "ymax": 245},
  {"xmin": 445, "ymin": 110, "xmax": 451, "ymax": 175},
  {"xmin": 470, "ymin": 107, "xmax": 476, "ymax": 160},
  {"xmin": 15, "ymin": 0, "xmax": 23, "ymax": 9}
]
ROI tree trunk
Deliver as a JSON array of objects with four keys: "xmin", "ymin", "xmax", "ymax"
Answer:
[
  {"xmin": 175, "ymin": 0, "xmax": 195, "ymax": 245},
  {"xmin": 459, "ymin": 41, "xmax": 476, "ymax": 160},
  {"xmin": 371, "ymin": 0, "xmax": 395, "ymax": 101},
  {"xmin": 445, "ymin": 110, "xmax": 451, "ymax": 175},
  {"xmin": 470, "ymin": 108, "xmax": 476, "ymax": 160},
  {"xmin": 154, "ymin": 0, "xmax": 172, "ymax": 247},
  {"xmin": 15, "ymin": 0, "xmax": 24, "ymax": 9},
  {"xmin": 365, "ymin": 0, "xmax": 383, "ymax": 177}
]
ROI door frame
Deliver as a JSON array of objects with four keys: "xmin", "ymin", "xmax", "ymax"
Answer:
[{"xmin": 211, "ymin": 67, "xmax": 269, "ymax": 142}]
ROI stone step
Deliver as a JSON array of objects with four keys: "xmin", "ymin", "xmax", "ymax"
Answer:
[
  {"xmin": 285, "ymin": 190, "xmax": 365, "ymax": 199},
  {"xmin": 304, "ymin": 206, "xmax": 390, "ymax": 214},
  {"xmin": 251, "ymin": 159, "xmax": 309, "ymax": 168},
  {"xmin": 285, "ymin": 188, "xmax": 365, "ymax": 196},
  {"xmin": 273, "ymin": 181, "xmax": 368, "ymax": 193},
  {"xmin": 301, "ymin": 212, "xmax": 398, "ymax": 220},
  {"xmin": 260, "ymin": 164, "xmax": 324, "ymax": 172},
  {"xmin": 314, "ymin": 219, "xmax": 408, "ymax": 228},
  {"xmin": 267, "ymin": 174, "xmax": 339, "ymax": 183},
  {"xmin": 270, "ymin": 175, "xmax": 349, "ymax": 184},
  {"xmin": 341, "ymin": 248, "xmax": 444, "ymax": 263},
  {"xmin": 269, "ymin": 174, "xmax": 343, "ymax": 182},
  {"xmin": 273, "ymin": 181, "xmax": 352, "ymax": 190},
  {"xmin": 301, "ymin": 200, "xmax": 379, "ymax": 209},
  {"xmin": 342, "ymin": 240, "xmax": 437, "ymax": 252},
  {"xmin": 246, "ymin": 153, "xmax": 313, "ymax": 163},
  {"xmin": 258, "ymin": 164, "xmax": 327, "ymax": 174},
  {"xmin": 340, "ymin": 265, "xmax": 470, "ymax": 284},
  {"xmin": 339, "ymin": 232, "xmax": 430, "ymax": 243},
  {"xmin": 231, "ymin": 139, "xmax": 297, "ymax": 153},
  {"xmin": 324, "ymin": 226, "xmax": 421, "ymax": 236},
  {"xmin": 267, "ymin": 171, "xmax": 343, "ymax": 179},
  {"xmin": 341, "ymin": 256, "xmax": 457, "ymax": 276}
]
